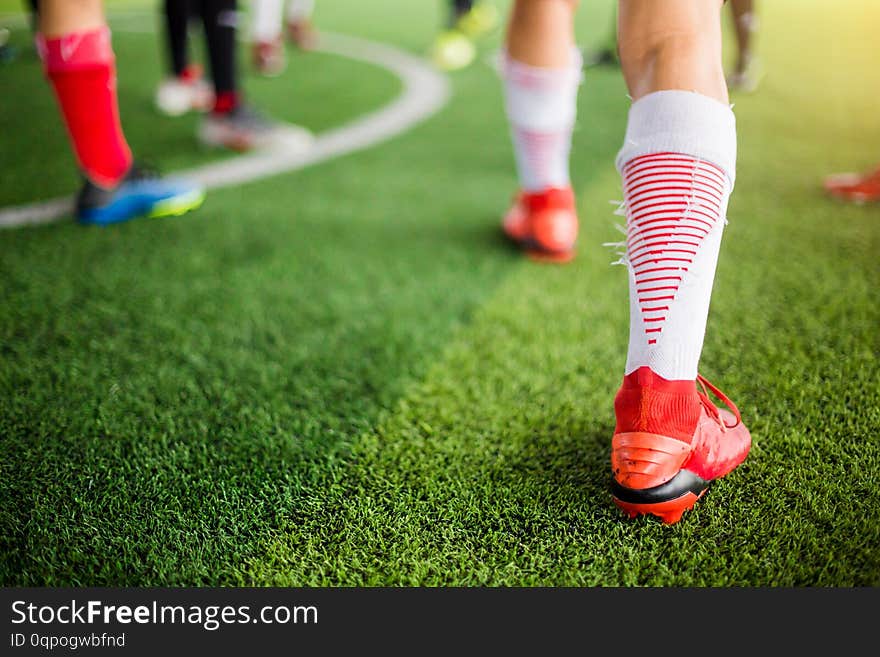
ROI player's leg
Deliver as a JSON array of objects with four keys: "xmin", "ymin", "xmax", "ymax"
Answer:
[
  {"xmin": 500, "ymin": 0, "xmax": 581, "ymax": 263},
  {"xmin": 285, "ymin": 0, "xmax": 318, "ymax": 50},
  {"xmin": 250, "ymin": 0, "xmax": 287, "ymax": 76},
  {"xmin": 155, "ymin": 0, "xmax": 214, "ymax": 117},
  {"xmin": 164, "ymin": 0, "xmax": 192, "ymax": 79},
  {"xmin": 726, "ymin": 0, "xmax": 760, "ymax": 92},
  {"xmin": 196, "ymin": 0, "xmax": 280, "ymax": 152},
  {"xmin": 729, "ymin": 0, "xmax": 754, "ymax": 76},
  {"xmin": 37, "ymin": 0, "xmax": 204, "ymax": 224},
  {"xmin": 198, "ymin": 0, "xmax": 239, "ymax": 115},
  {"xmin": 610, "ymin": 0, "xmax": 751, "ymax": 523}
]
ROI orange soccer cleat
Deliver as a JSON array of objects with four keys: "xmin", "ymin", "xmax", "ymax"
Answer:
[
  {"xmin": 610, "ymin": 367, "xmax": 752, "ymax": 524},
  {"xmin": 502, "ymin": 187, "xmax": 579, "ymax": 263},
  {"xmin": 823, "ymin": 165, "xmax": 880, "ymax": 204}
]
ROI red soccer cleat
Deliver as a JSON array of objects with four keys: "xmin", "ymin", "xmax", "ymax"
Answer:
[
  {"xmin": 823, "ymin": 165, "xmax": 880, "ymax": 204},
  {"xmin": 502, "ymin": 187, "xmax": 579, "ymax": 263},
  {"xmin": 610, "ymin": 367, "xmax": 751, "ymax": 524}
]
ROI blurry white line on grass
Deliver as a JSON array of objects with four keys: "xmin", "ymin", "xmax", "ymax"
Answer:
[{"xmin": 0, "ymin": 31, "xmax": 450, "ymax": 228}]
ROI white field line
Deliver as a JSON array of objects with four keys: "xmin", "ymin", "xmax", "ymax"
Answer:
[{"xmin": 0, "ymin": 29, "xmax": 450, "ymax": 228}]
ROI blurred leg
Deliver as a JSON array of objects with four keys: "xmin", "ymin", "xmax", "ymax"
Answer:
[
  {"xmin": 37, "ymin": 0, "xmax": 132, "ymax": 188},
  {"xmin": 250, "ymin": 0, "xmax": 287, "ymax": 75},
  {"xmin": 286, "ymin": 0, "xmax": 314, "ymax": 23},
  {"xmin": 286, "ymin": 0, "xmax": 317, "ymax": 49},
  {"xmin": 729, "ymin": 0, "xmax": 755, "ymax": 76},
  {"xmin": 500, "ymin": 0, "xmax": 581, "ymax": 261},
  {"xmin": 251, "ymin": 0, "xmax": 283, "ymax": 43},
  {"xmin": 197, "ymin": 0, "xmax": 286, "ymax": 151},
  {"xmin": 726, "ymin": 0, "xmax": 760, "ymax": 92},
  {"xmin": 506, "ymin": 0, "xmax": 577, "ymax": 67},
  {"xmin": 197, "ymin": 0, "xmax": 240, "ymax": 111},
  {"xmin": 584, "ymin": 3, "xmax": 619, "ymax": 68},
  {"xmin": 38, "ymin": 0, "xmax": 205, "ymax": 223},
  {"xmin": 155, "ymin": 0, "xmax": 213, "ymax": 116},
  {"xmin": 163, "ymin": 0, "xmax": 191, "ymax": 77},
  {"xmin": 25, "ymin": 0, "xmax": 40, "ymax": 34}
]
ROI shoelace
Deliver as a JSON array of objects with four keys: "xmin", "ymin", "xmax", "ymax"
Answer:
[{"xmin": 696, "ymin": 374, "xmax": 742, "ymax": 430}]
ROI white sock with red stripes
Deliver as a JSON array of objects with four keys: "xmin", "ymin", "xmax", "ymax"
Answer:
[
  {"xmin": 616, "ymin": 90, "xmax": 737, "ymax": 381},
  {"xmin": 502, "ymin": 50, "xmax": 582, "ymax": 193}
]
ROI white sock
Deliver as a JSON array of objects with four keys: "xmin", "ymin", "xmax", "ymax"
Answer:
[
  {"xmin": 286, "ymin": 0, "xmax": 315, "ymax": 22},
  {"xmin": 616, "ymin": 90, "xmax": 737, "ymax": 381},
  {"xmin": 502, "ymin": 49, "xmax": 582, "ymax": 193},
  {"xmin": 251, "ymin": 0, "xmax": 283, "ymax": 42}
]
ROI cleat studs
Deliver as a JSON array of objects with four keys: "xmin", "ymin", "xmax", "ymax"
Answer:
[{"xmin": 660, "ymin": 510, "xmax": 684, "ymax": 524}]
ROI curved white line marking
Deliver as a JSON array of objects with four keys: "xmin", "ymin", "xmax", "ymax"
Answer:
[{"xmin": 0, "ymin": 31, "xmax": 450, "ymax": 228}]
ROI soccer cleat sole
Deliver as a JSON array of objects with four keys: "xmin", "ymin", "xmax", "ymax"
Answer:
[
  {"xmin": 506, "ymin": 234, "xmax": 576, "ymax": 264},
  {"xmin": 612, "ymin": 491, "xmax": 705, "ymax": 524},
  {"xmin": 611, "ymin": 470, "xmax": 711, "ymax": 524},
  {"xmin": 826, "ymin": 191, "xmax": 877, "ymax": 205},
  {"xmin": 78, "ymin": 188, "xmax": 205, "ymax": 226},
  {"xmin": 525, "ymin": 247, "xmax": 575, "ymax": 264},
  {"xmin": 148, "ymin": 188, "xmax": 207, "ymax": 219}
]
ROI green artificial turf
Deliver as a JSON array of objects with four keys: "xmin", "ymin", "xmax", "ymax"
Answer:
[{"xmin": 1, "ymin": 0, "xmax": 878, "ymax": 586}]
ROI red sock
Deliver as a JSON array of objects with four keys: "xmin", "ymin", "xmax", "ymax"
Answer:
[
  {"xmin": 212, "ymin": 90, "xmax": 239, "ymax": 115},
  {"xmin": 614, "ymin": 367, "xmax": 701, "ymax": 444},
  {"xmin": 37, "ymin": 26, "xmax": 133, "ymax": 188}
]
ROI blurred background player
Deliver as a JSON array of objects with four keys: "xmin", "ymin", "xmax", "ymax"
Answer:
[
  {"xmin": 583, "ymin": 2, "xmax": 618, "ymax": 68},
  {"xmin": 431, "ymin": 0, "xmax": 499, "ymax": 72},
  {"xmin": 154, "ymin": 0, "xmax": 282, "ymax": 152},
  {"xmin": 249, "ymin": 0, "xmax": 319, "ymax": 78},
  {"xmin": 34, "ymin": 0, "xmax": 204, "ymax": 225},
  {"xmin": 0, "ymin": 25, "xmax": 13, "ymax": 62},
  {"xmin": 726, "ymin": 0, "xmax": 761, "ymax": 92},
  {"xmin": 498, "ymin": 0, "xmax": 751, "ymax": 523},
  {"xmin": 499, "ymin": 0, "xmax": 582, "ymax": 263},
  {"xmin": 285, "ymin": 0, "xmax": 318, "ymax": 50},
  {"xmin": 154, "ymin": 0, "xmax": 213, "ymax": 116},
  {"xmin": 823, "ymin": 164, "xmax": 880, "ymax": 203},
  {"xmin": 581, "ymin": 0, "xmax": 761, "ymax": 94}
]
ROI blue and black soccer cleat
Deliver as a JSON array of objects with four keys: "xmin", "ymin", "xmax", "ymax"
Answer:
[{"xmin": 76, "ymin": 164, "xmax": 206, "ymax": 226}]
